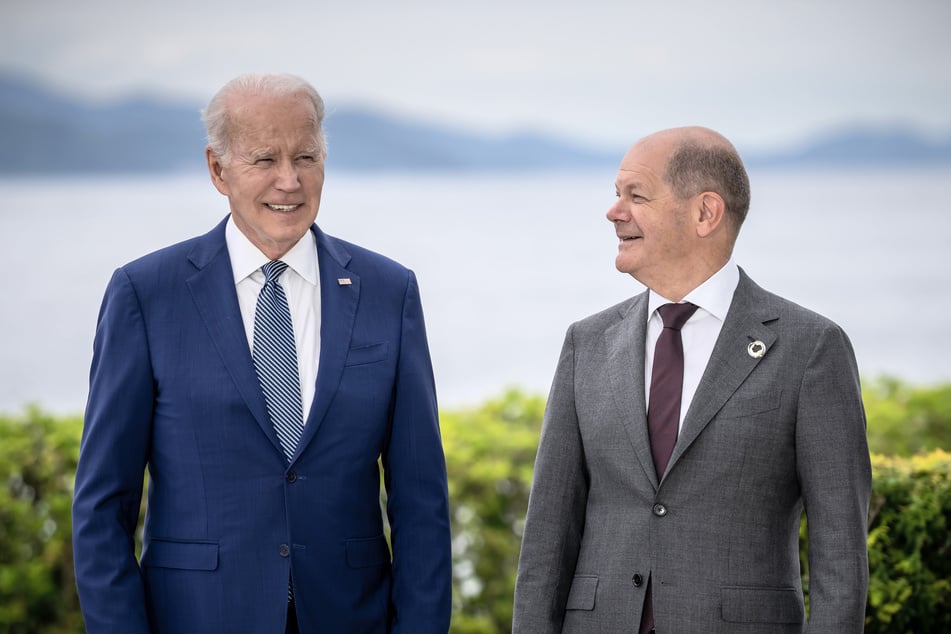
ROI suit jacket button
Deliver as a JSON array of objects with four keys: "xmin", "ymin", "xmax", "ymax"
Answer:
[
  {"xmin": 652, "ymin": 503, "xmax": 668, "ymax": 517},
  {"xmin": 632, "ymin": 574, "xmax": 644, "ymax": 587},
  {"xmin": 286, "ymin": 470, "xmax": 298, "ymax": 483},
  {"xmin": 279, "ymin": 544, "xmax": 290, "ymax": 557}
]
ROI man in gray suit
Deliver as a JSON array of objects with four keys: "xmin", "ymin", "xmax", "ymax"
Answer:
[{"xmin": 512, "ymin": 126, "xmax": 871, "ymax": 633}]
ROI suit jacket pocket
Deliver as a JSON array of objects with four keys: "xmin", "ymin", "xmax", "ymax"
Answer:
[
  {"xmin": 345, "ymin": 534, "xmax": 391, "ymax": 568},
  {"xmin": 717, "ymin": 390, "xmax": 782, "ymax": 419},
  {"xmin": 140, "ymin": 538, "xmax": 219, "ymax": 571},
  {"xmin": 721, "ymin": 585, "xmax": 803, "ymax": 623},
  {"xmin": 565, "ymin": 575, "xmax": 598, "ymax": 610},
  {"xmin": 345, "ymin": 342, "xmax": 388, "ymax": 367}
]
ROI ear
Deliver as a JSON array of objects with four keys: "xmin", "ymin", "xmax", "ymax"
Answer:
[
  {"xmin": 695, "ymin": 192, "xmax": 726, "ymax": 238},
  {"xmin": 206, "ymin": 146, "xmax": 229, "ymax": 196}
]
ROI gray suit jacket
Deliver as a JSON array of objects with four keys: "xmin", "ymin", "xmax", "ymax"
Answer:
[{"xmin": 513, "ymin": 270, "xmax": 870, "ymax": 634}]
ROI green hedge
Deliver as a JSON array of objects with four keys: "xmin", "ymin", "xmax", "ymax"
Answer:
[
  {"xmin": 1, "ymin": 381, "xmax": 949, "ymax": 632},
  {"xmin": 863, "ymin": 377, "xmax": 951, "ymax": 456},
  {"xmin": 0, "ymin": 409, "xmax": 83, "ymax": 634},
  {"xmin": 865, "ymin": 451, "xmax": 951, "ymax": 633},
  {"xmin": 441, "ymin": 390, "xmax": 544, "ymax": 633}
]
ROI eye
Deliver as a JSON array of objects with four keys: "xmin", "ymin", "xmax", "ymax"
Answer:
[{"xmin": 254, "ymin": 157, "xmax": 274, "ymax": 165}]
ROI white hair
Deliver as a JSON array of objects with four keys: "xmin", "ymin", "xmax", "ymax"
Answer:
[{"xmin": 201, "ymin": 73, "xmax": 327, "ymax": 164}]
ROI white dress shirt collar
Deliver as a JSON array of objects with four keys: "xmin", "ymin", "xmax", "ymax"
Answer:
[
  {"xmin": 647, "ymin": 259, "xmax": 740, "ymax": 321},
  {"xmin": 225, "ymin": 216, "xmax": 318, "ymax": 285}
]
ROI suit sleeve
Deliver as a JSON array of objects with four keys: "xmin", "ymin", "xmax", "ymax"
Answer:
[
  {"xmin": 796, "ymin": 323, "xmax": 871, "ymax": 633},
  {"xmin": 72, "ymin": 268, "xmax": 153, "ymax": 633},
  {"xmin": 382, "ymin": 271, "xmax": 452, "ymax": 633},
  {"xmin": 512, "ymin": 325, "xmax": 589, "ymax": 633}
]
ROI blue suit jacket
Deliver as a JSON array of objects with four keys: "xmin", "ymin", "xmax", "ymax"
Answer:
[{"xmin": 72, "ymin": 218, "xmax": 452, "ymax": 633}]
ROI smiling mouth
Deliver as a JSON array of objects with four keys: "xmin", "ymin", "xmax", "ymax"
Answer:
[{"xmin": 266, "ymin": 204, "xmax": 301, "ymax": 212}]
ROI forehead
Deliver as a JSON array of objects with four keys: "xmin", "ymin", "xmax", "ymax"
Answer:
[
  {"xmin": 230, "ymin": 95, "xmax": 318, "ymax": 145},
  {"xmin": 616, "ymin": 140, "xmax": 670, "ymax": 190}
]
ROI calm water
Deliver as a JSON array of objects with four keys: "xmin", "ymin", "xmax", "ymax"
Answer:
[{"xmin": 1, "ymin": 166, "xmax": 949, "ymax": 414}]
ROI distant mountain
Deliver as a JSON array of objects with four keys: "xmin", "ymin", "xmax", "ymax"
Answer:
[
  {"xmin": 1, "ymin": 72, "xmax": 950, "ymax": 174},
  {"xmin": 324, "ymin": 107, "xmax": 616, "ymax": 170},
  {"xmin": 0, "ymin": 73, "xmax": 616, "ymax": 174},
  {"xmin": 0, "ymin": 73, "xmax": 207, "ymax": 174},
  {"xmin": 748, "ymin": 126, "xmax": 951, "ymax": 167}
]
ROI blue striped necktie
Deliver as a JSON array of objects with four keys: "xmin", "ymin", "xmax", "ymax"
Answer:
[{"xmin": 252, "ymin": 260, "xmax": 304, "ymax": 462}]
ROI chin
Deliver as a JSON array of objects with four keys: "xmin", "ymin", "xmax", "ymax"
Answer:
[{"xmin": 615, "ymin": 257, "xmax": 636, "ymax": 276}]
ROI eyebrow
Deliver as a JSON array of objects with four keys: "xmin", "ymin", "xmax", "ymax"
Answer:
[{"xmin": 245, "ymin": 146, "xmax": 319, "ymax": 159}]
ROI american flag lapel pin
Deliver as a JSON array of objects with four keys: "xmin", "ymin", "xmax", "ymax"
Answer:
[{"xmin": 337, "ymin": 278, "xmax": 352, "ymax": 286}]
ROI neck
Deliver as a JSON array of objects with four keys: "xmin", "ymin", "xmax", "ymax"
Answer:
[{"xmin": 638, "ymin": 254, "xmax": 730, "ymax": 302}]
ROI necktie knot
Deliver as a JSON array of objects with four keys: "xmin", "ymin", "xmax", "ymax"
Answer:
[
  {"xmin": 657, "ymin": 302, "xmax": 698, "ymax": 331},
  {"xmin": 261, "ymin": 260, "xmax": 289, "ymax": 284}
]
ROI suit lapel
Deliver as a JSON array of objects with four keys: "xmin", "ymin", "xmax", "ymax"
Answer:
[
  {"xmin": 185, "ymin": 218, "xmax": 284, "ymax": 456},
  {"xmin": 666, "ymin": 271, "xmax": 777, "ymax": 472},
  {"xmin": 292, "ymin": 226, "xmax": 358, "ymax": 461},
  {"xmin": 604, "ymin": 292, "xmax": 660, "ymax": 488}
]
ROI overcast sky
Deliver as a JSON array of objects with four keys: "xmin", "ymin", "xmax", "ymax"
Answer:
[{"xmin": 4, "ymin": 0, "xmax": 950, "ymax": 152}]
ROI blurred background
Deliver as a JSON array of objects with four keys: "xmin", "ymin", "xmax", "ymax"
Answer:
[
  {"xmin": 2, "ymin": 2, "xmax": 951, "ymax": 632},
  {"xmin": 2, "ymin": 0, "xmax": 950, "ymax": 414}
]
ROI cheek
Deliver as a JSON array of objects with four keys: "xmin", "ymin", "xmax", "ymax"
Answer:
[
  {"xmin": 229, "ymin": 169, "xmax": 268, "ymax": 195},
  {"xmin": 306, "ymin": 171, "xmax": 325, "ymax": 194}
]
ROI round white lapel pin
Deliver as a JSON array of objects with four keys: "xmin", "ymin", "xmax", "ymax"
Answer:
[{"xmin": 747, "ymin": 340, "xmax": 766, "ymax": 359}]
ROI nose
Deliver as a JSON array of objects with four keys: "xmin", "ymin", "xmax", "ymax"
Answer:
[
  {"xmin": 606, "ymin": 198, "xmax": 628, "ymax": 223},
  {"xmin": 274, "ymin": 159, "xmax": 301, "ymax": 191}
]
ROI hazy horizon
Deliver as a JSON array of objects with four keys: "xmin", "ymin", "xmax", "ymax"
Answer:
[{"xmin": 4, "ymin": 0, "xmax": 949, "ymax": 152}]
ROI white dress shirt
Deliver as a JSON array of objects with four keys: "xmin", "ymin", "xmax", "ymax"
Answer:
[
  {"xmin": 645, "ymin": 259, "xmax": 740, "ymax": 431},
  {"xmin": 226, "ymin": 217, "xmax": 321, "ymax": 424}
]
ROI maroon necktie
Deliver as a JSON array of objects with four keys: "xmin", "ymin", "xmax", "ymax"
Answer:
[
  {"xmin": 647, "ymin": 302, "xmax": 698, "ymax": 480},
  {"xmin": 641, "ymin": 302, "xmax": 699, "ymax": 634}
]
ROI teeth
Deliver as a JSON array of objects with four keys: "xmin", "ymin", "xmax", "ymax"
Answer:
[{"xmin": 267, "ymin": 204, "xmax": 298, "ymax": 212}]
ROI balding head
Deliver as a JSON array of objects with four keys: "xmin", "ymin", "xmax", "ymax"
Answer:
[{"xmin": 634, "ymin": 127, "xmax": 751, "ymax": 238}]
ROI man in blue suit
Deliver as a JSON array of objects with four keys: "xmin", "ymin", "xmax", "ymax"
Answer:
[{"xmin": 72, "ymin": 73, "xmax": 452, "ymax": 633}]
